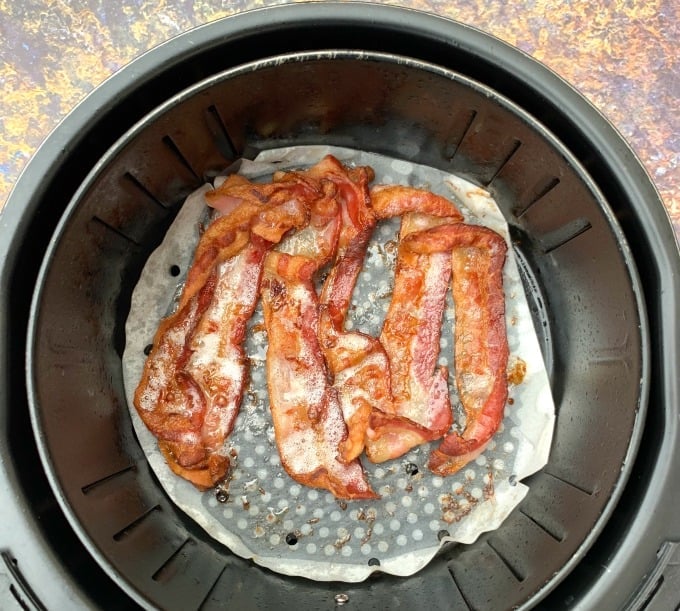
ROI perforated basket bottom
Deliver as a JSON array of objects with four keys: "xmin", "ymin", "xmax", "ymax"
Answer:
[{"xmin": 122, "ymin": 146, "xmax": 554, "ymax": 581}]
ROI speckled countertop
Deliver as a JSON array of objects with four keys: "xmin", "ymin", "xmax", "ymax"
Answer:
[{"xmin": 1, "ymin": 0, "xmax": 678, "ymax": 241}]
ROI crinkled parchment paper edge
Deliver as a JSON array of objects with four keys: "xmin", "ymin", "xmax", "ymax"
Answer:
[{"xmin": 122, "ymin": 145, "xmax": 555, "ymax": 582}]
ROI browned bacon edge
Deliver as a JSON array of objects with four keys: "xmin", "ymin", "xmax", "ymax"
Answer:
[
  {"xmin": 315, "ymin": 160, "xmax": 393, "ymax": 464},
  {"xmin": 318, "ymin": 179, "xmax": 465, "ymax": 465},
  {"xmin": 135, "ymin": 269, "xmax": 225, "ymax": 489}
]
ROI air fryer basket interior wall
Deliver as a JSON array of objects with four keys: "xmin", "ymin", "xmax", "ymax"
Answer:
[{"xmin": 2, "ymin": 5, "xmax": 679, "ymax": 611}]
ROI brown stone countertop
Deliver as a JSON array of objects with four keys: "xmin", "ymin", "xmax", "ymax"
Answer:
[{"xmin": 1, "ymin": 0, "xmax": 678, "ymax": 243}]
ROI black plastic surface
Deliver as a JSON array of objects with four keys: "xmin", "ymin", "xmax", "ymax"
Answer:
[
  {"xmin": 25, "ymin": 52, "xmax": 647, "ymax": 611},
  {"xmin": 0, "ymin": 4, "xmax": 677, "ymax": 610}
]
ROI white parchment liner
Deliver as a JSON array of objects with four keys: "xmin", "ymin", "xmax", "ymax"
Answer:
[{"xmin": 122, "ymin": 146, "xmax": 555, "ymax": 582}]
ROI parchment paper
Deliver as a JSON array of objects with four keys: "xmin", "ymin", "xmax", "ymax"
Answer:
[{"xmin": 122, "ymin": 145, "xmax": 555, "ymax": 581}]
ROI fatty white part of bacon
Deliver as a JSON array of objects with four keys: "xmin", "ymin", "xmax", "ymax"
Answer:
[
  {"xmin": 185, "ymin": 242, "xmax": 265, "ymax": 452},
  {"xmin": 333, "ymin": 347, "xmax": 387, "ymax": 421}
]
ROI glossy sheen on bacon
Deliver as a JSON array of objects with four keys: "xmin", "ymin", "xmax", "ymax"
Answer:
[
  {"xmin": 313, "ymin": 158, "xmax": 396, "ymax": 463},
  {"xmin": 184, "ymin": 239, "xmax": 268, "ymax": 466},
  {"xmin": 317, "ymin": 158, "xmax": 375, "ymax": 330},
  {"xmin": 320, "ymin": 325, "xmax": 395, "ymax": 463},
  {"xmin": 179, "ymin": 175, "xmax": 312, "ymax": 309},
  {"xmin": 370, "ymin": 185, "xmax": 465, "ymax": 221},
  {"xmin": 400, "ymin": 223, "xmax": 509, "ymax": 476},
  {"xmin": 135, "ymin": 271, "xmax": 225, "ymax": 489},
  {"xmin": 371, "ymin": 214, "xmax": 454, "ymax": 457}
]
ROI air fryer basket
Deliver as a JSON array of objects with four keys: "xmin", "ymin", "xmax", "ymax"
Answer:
[{"xmin": 2, "ymin": 5, "xmax": 679, "ymax": 611}]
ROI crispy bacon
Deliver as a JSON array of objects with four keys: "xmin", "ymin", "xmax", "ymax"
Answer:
[
  {"xmin": 317, "ymin": 157, "xmax": 376, "ymax": 329},
  {"xmin": 370, "ymin": 184, "xmax": 465, "ymax": 222},
  {"xmin": 360, "ymin": 187, "xmax": 463, "ymax": 462},
  {"xmin": 401, "ymin": 223, "xmax": 509, "ymax": 476},
  {"xmin": 135, "ymin": 270, "xmax": 225, "ymax": 489},
  {"xmin": 312, "ymin": 158, "xmax": 396, "ymax": 463},
  {"xmin": 134, "ymin": 174, "xmax": 310, "ymax": 489},
  {"xmin": 373, "ymin": 214, "xmax": 453, "ymax": 447},
  {"xmin": 184, "ymin": 238, "xmax": 268, "ymax": 462},
  {"xmin": 321, "ymin": 328, "xmax": 395, "ymax": 463},
  {"xmin": 136, "ymin": 154, "xmax": 509, "ymax": 495},
  {"xmin": 262, "ymin": 252, "xmax": 377, "ymax": 499},
  {"xmin": 260, "ymin": 156, "xmax": 377, "ymax": 499},
  {"xmin": 319, "ymin": 185, "xmax": 465, "ymax": 464},
  {"xmin": 180, "ymin": 176, "xmax": 313, "ymax": 308}
]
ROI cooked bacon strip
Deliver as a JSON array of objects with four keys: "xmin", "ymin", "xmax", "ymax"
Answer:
[
  {"xmin": 376, "ymin": 214, "xmax": 454, "ymax": 441},
  {"xmin": 262, "ymin": 252, "xmax": 377, "ymax": 499},
  {"xmin": 352, "ymin": 186, "xmax": 462, "ymax": 463},
  {"xmin": 370, "ymin": 192, "xmax": 462, "ymax": 448},
  {"xmin": 370, "ymin": 184, "xmax": 465, "ymax": 222},
  {"xmin": 316, "ymin": 157, "xmax": 375, "ymax": 328},
  {"xmin": 134, "ymin": 176, "xmax": 310, "ymax": 489},
  {"xmin": 365, "ymin": 411, "xmax": 434, "ymax": 463},
  {"xmin": 318, "ymin": 184, "xmax": 465, "ymax": 463},
  {"xmin": 271, "ymin": 155, "xmax": 376, "ymax": 263},
  {"xmin": 310, "ymin": 159, "xmax": 396, "ymax": 463},
  {"xmin": 184, "ymin": 237, "xmax": 268, "ymax": 462},
  {"xmin": 135, "ymin": 271, "xmax": 225, "ymax": 489},
  {"xmin": 179, "ymin": 175, "xmax": 314, "ymax": 309},
  {"xmin": 319, "ymin": 307, "xmax": 395, "ymax": 463},
  {"xmin": 401, "ymin": 223, "xmax": 509, "ymax": 475},
  {"xmin": 260, "ymin": 156, "xmax": 377, "ymax": 499}
]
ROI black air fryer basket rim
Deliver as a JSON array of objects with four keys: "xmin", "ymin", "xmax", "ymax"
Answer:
[
  {"xmin": 26, "ymin": 47, "xmax": 650, "ymax": 608},
  {"xmin": 1, "ymin": 4, "xmax": 678, "ymax": 611}
]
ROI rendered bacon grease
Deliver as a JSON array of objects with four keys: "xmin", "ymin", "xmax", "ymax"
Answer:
[{"xmin": 123, "ymin": 146, "xmax": 555, "ymax": 582}]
